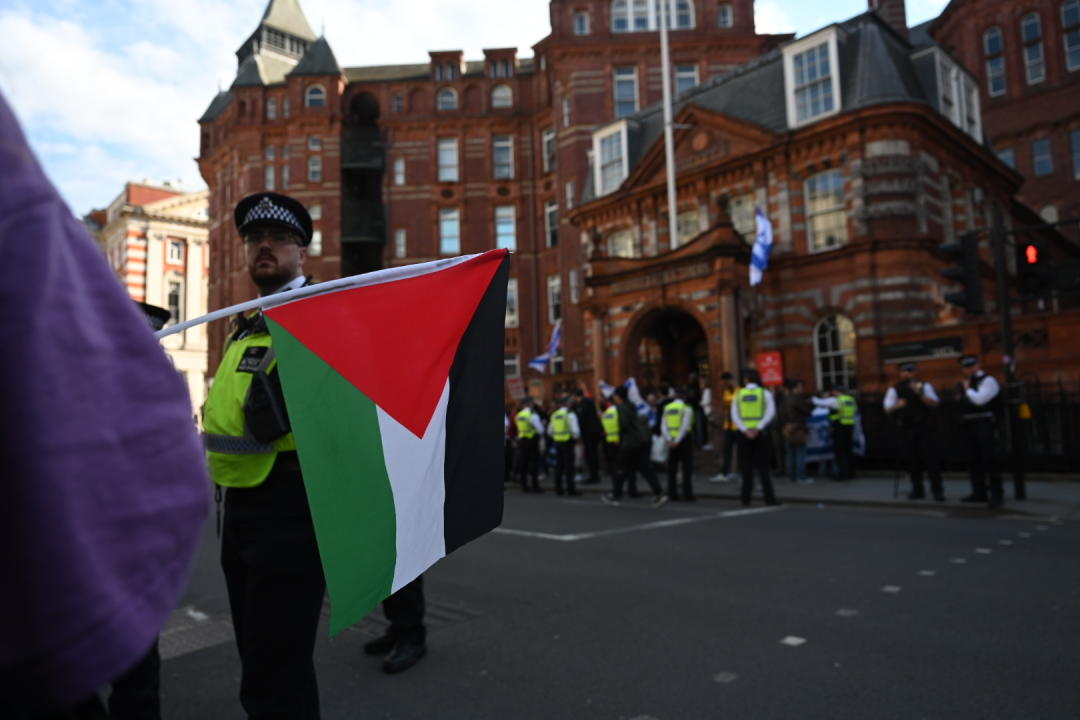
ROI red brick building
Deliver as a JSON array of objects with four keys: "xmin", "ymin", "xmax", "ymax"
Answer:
[{"xmin": 926, "ymin": 0, "xmax": 1080, "ymax": 228}]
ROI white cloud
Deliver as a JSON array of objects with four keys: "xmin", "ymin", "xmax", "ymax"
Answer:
[{"xmin": 755, "ymin": 0, "xmax": 797, "ymax": 35}]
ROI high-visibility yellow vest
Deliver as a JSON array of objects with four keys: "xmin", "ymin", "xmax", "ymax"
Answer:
[
  {"xmin": 551, "ymin": 407, "xmax": 572, "ymax": 442},
  {"xmin": 664, "ymin": 399, "xmax": 688, "ymax": 441},
  {"xmin": 601, "ymin": 406, "xmax": 620, "ymax": 444},
  {"xmin": 203, "ymin": 329, "xmax": 296, "ymax": 488},
  {"xmin": 515, "ymin": 409, "xmax": 538, "ymax": 439},
  {"xmin": 737, "ymin": 387, "xmax": 766, "ymax": 429},
  {"xmin": 837, "ymin": 394, "xmax": 857, "ymax": 426}
]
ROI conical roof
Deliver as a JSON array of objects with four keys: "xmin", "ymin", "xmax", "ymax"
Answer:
[{"xmin": 259, "ymin": 0, "xmax": 316, "ymax": 41}]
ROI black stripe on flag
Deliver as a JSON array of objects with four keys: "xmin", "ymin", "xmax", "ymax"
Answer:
[{"xmin": 443, "ymin": 255, "xmax": 509, "ymax": 552}]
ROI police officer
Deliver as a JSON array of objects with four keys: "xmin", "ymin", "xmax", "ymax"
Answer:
[
  {"xmin": 602, "ymin": 386, "xmax": 668, "ymax": 507},
  {"xmin": 884, "ymin": 361, "xmax": 944, "ymax": 501},
  {"xmin": 515, "ymin": 398, "xmax": 544, "ymax": 493},
  {"xmin": 958, "ymin": 354, "xmax": 1005, "ymax": 508},
  {"xmin": 202, "ymin": 191, "xmax": 325, "ymax": 718},
  {"xmin": 601, "ymin": 397, "xmax": 621, "ymax": 486},
  {"xmin": 548, "ymin": 395, "xmax": 582, "ymax": 495},
  {"xmin": 814, "ymin": 384, "xmax": 857, "ymax": 480},
  {"xmin": 663, "ymin": 388, "xmax": 695, "ymax": 501},
  {"xmin": 731, "ymin": 369, "xmax": 780, "ymax": 507}
]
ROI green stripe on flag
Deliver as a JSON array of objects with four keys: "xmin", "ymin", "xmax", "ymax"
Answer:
[{"xmin": 267, "ymin": 317, "xmax": 397, "ymax": 635}]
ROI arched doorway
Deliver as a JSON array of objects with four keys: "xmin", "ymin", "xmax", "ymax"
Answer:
[{"xmin": 625, "ymin": 307, "xmax": 709, "ymax": 392}]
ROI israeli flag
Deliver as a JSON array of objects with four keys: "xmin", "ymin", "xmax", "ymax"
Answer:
[
  {"xmin": 624, "ymin": 377, "xmax": 649, "ymax": 415},
  {"xmin": 749, "ymin": 206, "xmax": 774, "ymax": 287},
  {"xmin": 528, "ymin": 321, "xmax": 563, "ymax": 373},
  {"xmin": 598, "ymin": 380, "xmax": 616, "ymax": 399}
]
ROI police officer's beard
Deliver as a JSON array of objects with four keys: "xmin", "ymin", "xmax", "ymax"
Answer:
[{"xmin": 250, "ymin": 253, "xmax": 294, "ymax": 294}]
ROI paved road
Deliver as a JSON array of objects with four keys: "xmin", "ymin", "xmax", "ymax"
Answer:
[{"xmin": 161, "ymin": 494, "xmax": 1080, "ymax": 719}]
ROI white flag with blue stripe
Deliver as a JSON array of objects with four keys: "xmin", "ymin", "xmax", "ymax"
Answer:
[
  {"xmin": 528, "ymin": 321, "xmax": 562, "ymax": 373},
  {"xmin": 749, "ymin": 206, "xmax": 773, "ymax": 286},
  {"xmin": 598, "ymin": 380, "xmax": 616, "ymax": 399}
]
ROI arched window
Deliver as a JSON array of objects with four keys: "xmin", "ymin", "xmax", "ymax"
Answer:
[
  {"xmin": 983, "ymin": 27, "xmax": 1006, "ymax": 96},
  {"xmin": 673, "ymin": 0, "xmax": 694, "ymax": 29},
  {"xmin": 1061, "ymin": 0, "xmax": 1080, "ymax": 71},
  {"xmin": 491, "ymin": 84, "xmax": 513, "ymax": 108},
  {"xmin": 814, "ymin": 315, "xmax": 857, "ymax": 391},
  {"xmin": 437, "ymin": 87, "xmax": 458, "ymax": 111},
  {"xmin": 304, "ymin": 85, "xmax": 325, "ymax": 108}
]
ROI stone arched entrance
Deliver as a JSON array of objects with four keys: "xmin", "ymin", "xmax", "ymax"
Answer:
[{"xmin": 624, "ymin": 307, "xmax": 710, "ymax": 391}]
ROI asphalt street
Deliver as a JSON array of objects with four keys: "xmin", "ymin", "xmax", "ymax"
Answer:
[{"xmin": 161, "ymin": 493, "xmax": 1080, "ymax": 719}]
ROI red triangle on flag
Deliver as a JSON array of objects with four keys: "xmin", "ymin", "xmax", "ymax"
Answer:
[{"xmin": 266, "ymin": 250, "xmax": 506, "ymax": 438}]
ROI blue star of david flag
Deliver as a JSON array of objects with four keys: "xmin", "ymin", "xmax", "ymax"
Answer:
[{"xmin": 749, "ymin": 206, "xmax": 774, "ymax": 286}]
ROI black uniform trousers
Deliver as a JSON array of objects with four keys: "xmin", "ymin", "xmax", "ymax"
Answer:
[
  {"xmin": 719, "ymin": 428, "xmax": 739, "ymax": 475},
  {"xmin": 379, "ymin": 575, "xmax": 426, "ymax": 646},
  {"xmin": 832, "ymin": 423, "xmax": 855, "ymax": 480},
  {"xmin": 581, "ymin": 434, "xmax": 602, "ymax": 484},
  {"xmin": 962, "ymin": 418, "xmax": 1004, "ymax": 502},
  {"xmin": 554, "ymin": 440, "xmax": 577, "ymax": 494},
  {"xmin": 504, "ymin": 437, "xmax": 515, "ymax": 485},
  {"xmin": 613, "ymin": 443, "xmax": 662, "ymax": 499},
  {"xmin": 739, "ymin": 432, "xmax": 778, "ymax": 505},
  {"xmin": 222, "ymin": 452, "xmax": 326, "ymax": 720},
  {"xmin": 515, "ymin": 436, "xmax": 540, "ymax": 491},
  {"xmin": 603, "ymin": 440, "xmax": 619, "ymax": 484},
  {"xmin": 666, "ymin": 438, "xmax": 695, "ymax": 500},
  {"xmin": 901, "ymin": 425, "xmax": 943, "ymax": 497}
]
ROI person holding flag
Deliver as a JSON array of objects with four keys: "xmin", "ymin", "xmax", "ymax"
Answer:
[{"xmin": 202, "ymin": 191, "xmax": 327, "ymax": 717}]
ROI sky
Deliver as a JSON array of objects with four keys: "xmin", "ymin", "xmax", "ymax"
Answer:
[{"xmin": 0, "ymin": 0, "xmax": 949, "ymax": 217}]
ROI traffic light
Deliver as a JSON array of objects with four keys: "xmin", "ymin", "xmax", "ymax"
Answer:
[
  {"xmin": 940, "ymin": 233, "xmax": 984, "ymax": 313},
  {"xmin": 1017, "ymin": 238, "xmax": 1051, "ymax": 297}
]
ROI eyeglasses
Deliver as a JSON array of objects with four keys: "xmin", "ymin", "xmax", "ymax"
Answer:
[{"xmin": 242, "ymin": 230, "xmax": 301, "ymax": 248}]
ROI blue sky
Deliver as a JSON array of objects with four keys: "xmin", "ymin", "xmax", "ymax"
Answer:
[{"xmin": 0, "ymin": 0, "xmax": 948, "ymax": 216}]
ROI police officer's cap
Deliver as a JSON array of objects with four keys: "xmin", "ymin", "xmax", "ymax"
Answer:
[
  {"xmin": 741, "ymin": 368, "xmax": 761, "ymax": 384},
  {"xmin": 958, "ymin": 355, "xmax": 978, "ymax": 368},
  {"xmin": 898, "ymin": 361, "xmax": 917, "ymax": 373},
  {"xmin": 234, "ymin": 192, "xmax": 313, "ymax": 246}
]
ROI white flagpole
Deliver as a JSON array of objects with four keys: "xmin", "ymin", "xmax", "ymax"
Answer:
[
  {"xmin": 659, "ymin": 0, "xmax": 679, "ymax": 251},
  {"xmin": 154, "ymin": 252, "xmax": 485, "ymax": 340}
]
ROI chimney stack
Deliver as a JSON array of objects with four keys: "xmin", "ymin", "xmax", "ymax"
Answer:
[{"xmin": 869, "ymin": 0, "xmax": 908, "ymax": 40}]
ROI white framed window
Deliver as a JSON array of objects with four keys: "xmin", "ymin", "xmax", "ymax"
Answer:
[
  {"xmin": 167, "ymin": 279, "xmax": 184, "ymax": 324},
  {"xmin": 394, "ymin": 228, "xmax": 407, "ymax": 258},
  {"xmin": 282, "ymin": 164, "xmax": 290, "ymax": 188},
  {"xmin": 593, "ymin": 122, "xmax": 629, "ymax": 196},
  {"xmin": 545, "ymin": 201, "xmax": 559, "ymax": 247},
  {"xmin": 266, "ymin": 98, "xmax": 277, "ymax": 120},
  {"xmin": 1065, "ymin": 0, "xmax": 1080, "ymax": 71},
  {"xmin": 437, "ymin": 138, "xmax": 459, "ymax": 182},
  {"xmin": 439, "ymin": 208, "xmax": 461, "ymax": 255},
  {"xmin": 613, "ymin": 67, "xmax": 638, "ymax": 118},
  {"xmin": 542, "ymin": 128, "xmax": 557, "ymax": 173},
  {"xmin": 569, "ymin": 268, "xmax": 580, "ymax": 304},
  {"xmin": 265, "ymin": 165, "xmax": 275, "ymax": 190},
  {"xmin": 168, "ymin": 240, "xmax": 184, "ymax": 263},
  {"xmin": 717, "ymin": 2, "xmax": 732, "ymax": 27},
  {"xmin": 562, "ymin": 96, "xmax": 572, "ymax": 128},
  {"xmin": 814, "ymin": 315, "xmax": 857, "ymax": 392},
  {"xmin": 784, "ymin": 31, "xmax": 841, "ymax": 127},
  {"xmin": 283, "ymin": 97, "xmax": 290, "ymax": 117},
  {"xmin": 491, "ymin": 85, "xmax": 513, "ymax": 108},
  {"xmin": 984, "ymin": 27, "xmax": 1006, "ymax": 96},
  {"xmin": 505, "ymin": 278, "xmax": 519, "ymax": 328},
  {"xmin": 265, "ymin": 146, "xmax": 276, "ymax": 161},
  {"xmin": 608, "ymin": 229, "xmax": 637, "ymax": 258},
  {"xmin": 494, "ymin": 205, "xmax": 516, "ymax": 251},
  {"xmin": 612, "ymin": 0, "xmax": 629, "ymax": 31},
  {"xmin": 493, "ymin": 135, "xmax": 514, "ymax": 179},
  {"xmin": 308, "ymin": 135, "xmax": 321, "ymax": 151},
  {"xmin": 308, "ymin": 230, "xmax": 322, "ymax": 256},
  {"xmin": 547, "ymin": 274, "xmax": 562, "ymax": 324},
  {"xmin": 996, "ymin": 147, "xmax": 1016, "ymax": 168},
  {"xmin": 675, "ymin": 209, "xmax": 699, "ymax": 247},
  {"xmin": 1033, "ymin": 138, "xmax": 1053, "ymax": 176},
  {"xmin": 309, "ymin": 204, "xmax": 322, "ymax": 220},
  {"xmin": 729, "ymin": 194, "xmax": 755, "ymax": 239},
  {"xmin": 574, "ymin": 11, "xmax": 591, "ymax": 35},
  {"xmin": 307, "ymin": 156, "xmax": 322, "ymax": 182},
  {"xmin": 565, "ymin": 181, "xmax": 575, "ymax": 209},
  {"xmin": 805, "ymin": 170, "xmax": 847, "ymax": 251},
  {"xmin": 305, "ymin": 85, "xmax": 325, "ymax": 108},
  {"xmin": 392, "ymin": 94, "xmax": 403, "ymax": 113},
  {"xmin": 675, "ymin": 64, "xmax": 699, "ymax": 94},
  {"xmin": 504, "ymin": 353, "xmax": 521, "ymax": 378},
  {"xmin": 1071, "ymin": 129, "xmax": 1080, "ymax": 179},
  {"xmin": 394, "ymin": 157, "xmax": 405, "ymax": 185},
  {"xmin": 437, "ymin": 88, "xmax": 458, "ymax": 111},
  {"xmin": 672, "ymin": 0, "xmax": 694, "ymax": 29},
  {"xmin": 1022, "ymin": 13, "xmax": 1046, "ymax": 84},
  {"xmin": 612, "ymin": 0, "xmax": 694, "ymax": 32}
]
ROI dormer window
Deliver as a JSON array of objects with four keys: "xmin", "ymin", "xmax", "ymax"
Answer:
[
  {"xmin": 304, "ymin": 85, "xmax": 325, "ymax": 108},
  {"xmin": 574, "ymin": 11, "xmax": 591, "ymax": 35},
  {"xmin": 592, "ymin": 122, "xmax": 629, "ymax": 196},
  {"xmin": 612, "ymin": 0, "xmax": 695, "ymax": 32},
  {"xmin": 783, "ymin": 29, "xmax": 841, "ymax": 128},
  {"xmin": 437, "ymin": 88, "xmax": 459, "ymax": 111}
]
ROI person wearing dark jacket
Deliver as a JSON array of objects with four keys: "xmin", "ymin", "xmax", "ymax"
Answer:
[
  {"xmin": 574, "ymin": 389, "xmax": 603, "ymax": 485},
  {"xmin": 779, "ymin": 379, "xmax": 813, "ymax": 484},
  {"xmin": 602, "ymin": 387, "xmax": 667, "ymax": 507},
  {"xmin": 884, "ymin": 362, "xmax": 944, "ymax": 501}
]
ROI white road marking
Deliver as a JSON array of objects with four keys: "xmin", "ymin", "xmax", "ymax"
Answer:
[
  {"xmin": 780, "ymin": 636, "xmax": 807, "ymax": 647},
  {"xmin": 184, "ymin": 606, "xmax": 209, "ymax": 622},
  {"xmin": 918, "ymin": 570, "xmax": 936, "ymax": 577},
  {"xmin": 950, "ymin": 558, "xmax": 967, "ymax": 564},
  {"xmin": 1019, "ymin": 532, "xmax": 1032, "ymax": 538},
  {"xmin": 713, "ymin": 671, "xmax": 738, "ymax": 684},
  {"xmin": 1036, "ymin": 525, "xmax": 1049, "ymax": 531},
  {"xmin": 999, "ymin": 539, "xmax": 1014, "ymax": 546},
  {"xmin": 836, "ymin": 608, "xmax": 859, "ymax": 617},
  {"xmin": 975, "ymin": 548, "xmax": 992, "ymax": 554},
  {"xmin": 493, "ymin": 505, "xmax": 786, "ymax": 542},
  {"xmin": 882, "ymin": 585, "xmax": 902, "ymax": 593}
]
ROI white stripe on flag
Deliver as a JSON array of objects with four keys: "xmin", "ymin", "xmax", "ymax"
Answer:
[
  {"xmin": 377, "ymin": 380, "xmax": 449, "ymax": 592},
  {"xmin": 528, "ymin": 321, "xmax": 562, "ymax": 373},
  {"xmin": 750, "ymin": 206, "xmax": 774, "ymax": 287}
]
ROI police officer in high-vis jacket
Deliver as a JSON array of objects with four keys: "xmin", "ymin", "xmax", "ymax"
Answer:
[
  {"xmin": 203, "ymin": 192, "xmax": 325, "ymax": 718},
  {"xmin": 548, "ymin": 395, "xmax": 582, "ymax": 495},
  {"xmin": 663, "ymin": 388, "xmax": 695, "ymax": 501},
  {"xmin": 515, "ymin": 398, "xmax": 545, "ymax": 493},
  {"xmin": 731, "ymin": 369, "xmax": 780, "ymax": 507},
  {"xmin": 601, "ymin": 398, "xmax": 621, "ymax": 486},
  {"xmin": 814, "ymin": 384, "xmax": 857, "ymax": 480}
]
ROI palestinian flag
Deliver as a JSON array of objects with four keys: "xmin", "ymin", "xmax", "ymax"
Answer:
[{"xmin": 263, "ymin": 249, "xmax": 508, "ymax": 634}]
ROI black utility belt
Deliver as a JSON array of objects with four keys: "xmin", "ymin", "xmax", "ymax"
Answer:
[{"xmin": 962, "ymin": 412, "xmax": 995, "ymax": 421}]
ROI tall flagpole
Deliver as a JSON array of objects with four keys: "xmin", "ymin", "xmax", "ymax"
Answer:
[{"xmin": 659, "ymin": 0, "xmax": 679, "ymax": 251}]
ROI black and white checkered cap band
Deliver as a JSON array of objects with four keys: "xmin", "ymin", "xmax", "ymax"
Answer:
[{"xmin": 242, "ymin": 197, "xmax": 302, "ymax": 235}]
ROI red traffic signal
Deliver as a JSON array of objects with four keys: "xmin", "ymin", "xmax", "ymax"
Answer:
[{"xmin": 1024, "ymin": 244, "xmax": 1039, "ymax": 264}]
